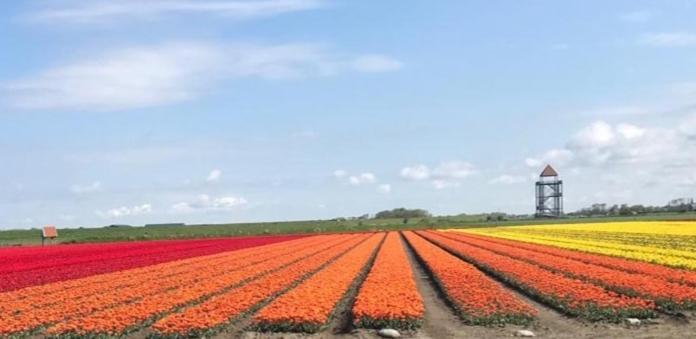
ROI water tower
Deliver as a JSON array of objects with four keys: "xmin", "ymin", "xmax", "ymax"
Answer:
[{"xmin": 535, "ymin": 165, "xmax": 563, "ymax": 217}]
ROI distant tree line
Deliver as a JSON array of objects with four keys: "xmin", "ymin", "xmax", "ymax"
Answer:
[
  {"xmin": 374, "ymin": 208, "xmax": 431, "ymax": 219},
  {"xmin": 569, "ymin": 198, "xmax": 695, "ymax": 217}
]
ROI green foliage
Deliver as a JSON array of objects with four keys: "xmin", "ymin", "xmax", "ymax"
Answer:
[{"xmin": 374, "ymin": 208, "xmax": 431, "ymax": 219}]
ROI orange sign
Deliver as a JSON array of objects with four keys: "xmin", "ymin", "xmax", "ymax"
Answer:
[{"xmin": 43, "ymin": 226, "xmax": 58, "ymax": 238}]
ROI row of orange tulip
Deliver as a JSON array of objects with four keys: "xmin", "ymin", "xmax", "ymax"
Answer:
[
  {"xmin": 404, "ymin": 231, "xmax": 537, "ymax": 324},
  {"xmin": 352, "ymin": 232, "xmax": 424, "ymax": 329},
  {"xmin": 437, "ymin": 231, "xmax": 696, "ymax": 310},
  {"xmin": 45, "ymin": 235, "xmax": 355, "ymax": 336},
  {"xmin": 419, "ymin": 231, "xmax": 655, "ymax": 321},
  {"xmin": 251, "ymin": 233, "xmax": 385, "ymax": 332},
  {"xmin": 151, "ymin": 233, "xmax": 373, "ymax": 336},
  {"xmin": 0, "ymin": 235, "xmax": 337, "ymax": 336}
]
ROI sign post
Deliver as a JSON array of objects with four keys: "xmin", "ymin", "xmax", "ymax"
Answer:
[{"xmin": 42, "ymin": 226, "xmax": 58, "ymax": 246}]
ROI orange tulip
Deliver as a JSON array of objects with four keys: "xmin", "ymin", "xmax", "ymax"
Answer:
[
  {"xmin": 352, "ymin": 232, "xmax": 424, "ymax": 329},
  {"xmin": 435, "ymin": 231, "xmax": 696, "ymax": 311},
  {"xmin": 403, "ymin": 231, "xmax": 536, "ymax": 325},
  {"xmin": 0, "ymin": 235, "xmax": 333, "ymax": 336},
  {"xmin": 251, "ymin": 233, "xmax": 385, "ymax": 332},
  {"xmin": 418, "ymin": 231, "xmax": 654, "ymax": 321},
  {"xmin": 151, "ymin": 233, "xmax": 371, "ymax": 336}
]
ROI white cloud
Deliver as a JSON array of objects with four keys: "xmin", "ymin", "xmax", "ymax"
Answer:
[
  {"xmin": 377, "ymin": 184, "xmax": 391, "ymax": 194},
  {"xmin": 27, "ymin": 0, "xmax": 326, "ymax": 23},
  {"xmin": 3, "ymin": 42, "xmax": 402, "ymax": 111},
  {"xmin": 432, "ymin": 161, "xmax": 476, "ymax": 179},
  {"xmin": 680, "ymin": 113, "xmax": 696, "ymax": 137},
  {"xmin": 432, "ymin": 180, "xmax": 460, "ymax": 190},
  {"xmin": 332, "ymin": 169, "xmax": 347, "ymax": 178},
  {"xmin": 525, "ymin": 149, "xmax": 574, "ymax": 168},
  {"xmin": 70, "ymin": 181, "xmax": 102, "ymax": 194},
  {"xmin": 400, "ymin": 164, "xmax": 431, "ymax": 181},
  {"xmin": 489, "ymin": 175, "xmax": 527, "ymax": 185},
  {"xmin": 616, "ymin": 123, "xmax": 646, "ymax": 139},
  {"xmin": 524, "ymin": 158, "xmax": 540, "ymax": 168},
  {"xmin": 171, "ymin": 194, "xmax": 247, "ymax": 213},
  {"xmin": 206, "ymin": 169, "xmax": 222, "ymax": 182},
  {"xmin": 563, "ymin": 120, "xmax": 684, "ymax": 166},
  {"xmin": 351, "ymin": 55, "xmax": 403, "ymax": 73},
  {"xmin": 516, "ymin": 114, "xmax": 696, "ymax": 209},
  {"xmin": 348, "ymin": 172, "xmax": 377, "ymax": 186},
  {"xmin": 570, "ymin": 120, "xmax": 615, "ymax": 149},
  {"xmin": 639, "ymin": 32, "xmax": 696, "ymax": 47},
  {"xmin": 620, "ymin": 10, "xmax": 653, "ymax": 23},
  {"xmin": 526, "ymin": 116, "xmax": 696, "ymax": 187},
  {"xmin": 97, "ymin": 203, "xmax": 152, "ymax": 218},
  {"xmin": 334, "ymin": 170, "xmax": 380, "ymax": 187},
  {"xmin": 4, "ymin": 43, "xmax": 219, "ymax": 111},
  {"xmin": 400, "ymin": 161, "xmax": 476, "ymax": 189}
]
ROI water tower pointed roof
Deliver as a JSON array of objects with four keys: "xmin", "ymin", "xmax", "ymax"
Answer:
[{"xmin": 540, "ymin": 164, "xmax": 558, "ymax": 177}]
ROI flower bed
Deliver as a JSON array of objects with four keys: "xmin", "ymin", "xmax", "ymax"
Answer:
[
  {"xmin": 418, "ymin": 231, "xmax": 655, "ymax": 322},
  {"xmin": 404, "ymin": 231, "xmax": 536, "ymax": 325},
  {"xmin": 252, "ymin": 233, "xmax": 385, "ymax": 333},
  {"xmin": 352, "ymin": 232, "xmax": 424, "ymax": 329},
  {"xmin": 438, "ymin": 231, "xmax": 696, "ymax": 310},
  {"xmin": 0, "ymin": 235, "xmax": 303, "ymax": 292},
  {"xmin": 456, "ymin": 222, "xmax": 696, "ymax": 269},
  {"xmin": 452, "ymin": 232, "xmax": 696, "ymax": 287},
  {"xmin": 151, "ymin": 234, "xmax": 372, "ymax": 337},
  {"xmin": 0, "ymin": 235, "xmax": 331, "ymax": 336}
]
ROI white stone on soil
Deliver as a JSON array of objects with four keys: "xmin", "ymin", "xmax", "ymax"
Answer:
[
  {"xmin": 626, "ymin": 318, "xmax": 641, "ymax": 326},
  {"xmin": 515, "ymin": 329, "xmax": 536, "ymax": 337},
  {"xmin": 378, "ymin": 328, "xmax": 401, "ymax": 338}
]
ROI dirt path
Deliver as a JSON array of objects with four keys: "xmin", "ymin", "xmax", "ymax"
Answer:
[
  {"xmin": 325, "ymin": 233, "xmax": 385, "ymax": 335},
  {"xmin": 401, "ymin": 233, "xmax": 482, "ymax": 338}
]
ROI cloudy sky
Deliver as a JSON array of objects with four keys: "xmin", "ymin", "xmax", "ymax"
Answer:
[{"xmin": 2, "ymin": 1, "xmax": 696, "ymax": 229}]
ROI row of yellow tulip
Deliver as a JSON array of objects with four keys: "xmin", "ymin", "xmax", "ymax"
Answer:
[{"xmin": 449, "ymin": 222, "xmax": 696, "ymax": 270}]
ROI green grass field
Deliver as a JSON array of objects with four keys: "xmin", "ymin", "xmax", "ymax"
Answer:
[{"xmin": 2, "ymin": 212, "xmax": 696, "ymax": 246}]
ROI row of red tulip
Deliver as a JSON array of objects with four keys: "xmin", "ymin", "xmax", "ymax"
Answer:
[{"xmin": 0, "ymin": 235, "xmax": 302, "ymax": 292}]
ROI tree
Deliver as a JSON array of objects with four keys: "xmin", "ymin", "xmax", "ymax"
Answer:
[{"xmin": 374, "ymin": 208, "xmax": 431, "ymax": 219}]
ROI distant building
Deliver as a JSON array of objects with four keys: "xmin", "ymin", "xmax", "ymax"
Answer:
[{"xmin": 535, "ymin": 165, "xmax": 563, "ymax": 217}]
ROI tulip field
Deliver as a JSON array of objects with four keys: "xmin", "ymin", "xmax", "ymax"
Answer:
[{"xmin": 1, "ymin": 222, "xmax": 696, "ymax": 338}]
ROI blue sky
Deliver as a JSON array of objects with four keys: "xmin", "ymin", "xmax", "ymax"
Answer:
[{"xmin": 2, "ymin": 1, "xmax": 696, "ymax": 229}]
